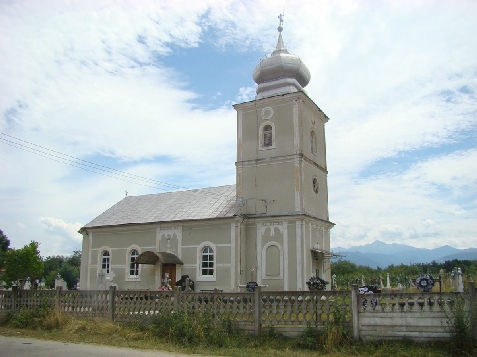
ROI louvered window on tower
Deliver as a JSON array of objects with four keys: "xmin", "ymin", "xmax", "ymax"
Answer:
[
  {"xmin": 263, "ymin": 125, "xmax": 273, "ymax": 147},
  {"xmin": 311, "ymin": 129, "xmax": 317, "ymax": 154}
]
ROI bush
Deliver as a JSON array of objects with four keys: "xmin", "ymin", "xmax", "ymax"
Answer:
[
  {"xmin": 150, "ymin": 311, "xmax": 240, "ymax": 347},
  {"xmin": 306, "ymin": 276, "xmax": 329, "ymax": 291},
  {"xmin": 2, "ymin": 298, "xmax": 72, "ymax": 331},
  {"xmin": 7, "ymin": 302, "xmax": 51, "ymax": 329},
  {"xmin": 322, "ymin": 304, "xmax": 350, "ymax": 352},
  {"xmin": 295, "ymin": 324, "xmax": 321, "ymax": 350},
  {"xmin": 294, "ymin": 305, "xmax": 350, "ymax": 352},
  {"xmin": 445, "ymin": 297, "xmax": 476, "ymax": 356},
  {"xmin": 42, "ymin": 309, "xmax": 71, "ymax": 330}
]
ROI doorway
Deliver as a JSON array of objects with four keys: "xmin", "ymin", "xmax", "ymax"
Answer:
[{"xmin": 162, "ymin": 264, "xmax": 176, "ymax": 288}]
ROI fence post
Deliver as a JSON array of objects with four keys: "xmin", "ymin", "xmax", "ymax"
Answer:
[
  {"xmin": 174, "ymin": 286, "xmax": 180, "ymax": 312},
  {"xmin": 109, "ymin": 285, "xmax": 116, "ymax": 322},
  {"xmin": 254, "ymin": 286, "xmax": 262, "ymax": 335},
  {"xmin": 468, "ymin": 281, "xmax": 476, "ymax": 338},
  {"xmin": 468, "ymin": 281, "xmax": 476, "ymax": 304},
  {"xmin": 56, "ymin": 286, "xmax": 62, "ymax": 311},
  {"xmin": 212, "ymin": 291, "xmax": 218, "ymax": 322},
  {"xmin": 351, "ymin": 284, "xmax": 360, "ymax": 340},
  {"xmin": 12, "ymin": 285, "xmax": 18, "ymax": 314}
]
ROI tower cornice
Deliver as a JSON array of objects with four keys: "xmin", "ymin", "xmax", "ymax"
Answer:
[
  {"xmin": 233, "ymin": 91, "xmax": 329, "ymax": 123},
  {"xmin": 235, "ymin": 153, "xmax": 328, "ymax": 175}
]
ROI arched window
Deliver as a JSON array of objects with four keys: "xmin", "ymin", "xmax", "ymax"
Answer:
[
  {"xmin": 261, "ymin": 242, "xmax": 284, "ymax": 279},
  {"xmin": 311, "ymin": 129, "xmax": 317, "ymax": 154},
  {"xmin": 259, "ymin": 121, "xmax": 275, "ymax": 150},
  {"xmin": 263, "ymin": 125, "xmax": 273, "ymax": 147},
  {"xmin": 313, "ymin": 177, "xmax": 319, "ymax": 194},
  {"xmin": 201, "ymin": 246, "xmax": 214, "ymax": 276},
  {"xmin": 129, "ymin": 249, "xmax": 139, "ymax": 277},
  {"xmin": 101, "ymin": 251, "xmax": 110, "ymax": 274},
  {"xmin": 265, "ymin": 244, "xmax": 280, "ymax": 276}
]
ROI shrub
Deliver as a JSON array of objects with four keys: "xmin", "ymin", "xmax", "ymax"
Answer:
[
  {"xmin": 295, "ymin": 305, "xmax": 350, "ymax": 352},
  {"xmin": 150, "ymin": 311, "xmax": 240, "ymax": 347},
  {"xmin": 445, "ymin": 297, "xmax": 476, "ymax": 356},
  {"xmin": 306, "ymin": 276, "xmax": 329, "ymax": 291},
  {"xmin": 322, "ymin": 304, "xmax": 349, "ymax": 352},
  {"xmin": 295, "ymin": 324, "xmax": 321, "ymax": 350},
  {"xmin": 6, "ymin": 299, "xmax": 52, "ymax": 329},
  {"xmin": 42, "ymin": 309, "xmax": 70, "ymax": 330}
]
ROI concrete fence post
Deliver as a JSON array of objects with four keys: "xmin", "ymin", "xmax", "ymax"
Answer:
[
  {"xmin": 109, "ymin": 285, "xmax": 116, "ymax": 322},
  {"xmin": 254, "ymin": 287, "xmax": 262, "ymax": 335},
  {"xmin": 351, "ymin": 284, "xmax": 360, "ymax": 340},
  {"xmin": 11, "ymin": 285, "xmax": 18, "ymax": 314},
  {"xmin": 468, "ymin": 281, "xmax": 476, "ymax": 304},
  {"xmin": 55, "ymin": 286, "xmax": 62, "ymax": 311},
  {"xmin": 468, "ymin": 281, "xmax": 476, "ymax": 338},
  {"xmin": 174, "ymin": 287, "xmax": 180, "ymax": 312},
  {"xmin": 212, "ymin": 291, "xmax": 218, "ymax": 321}
]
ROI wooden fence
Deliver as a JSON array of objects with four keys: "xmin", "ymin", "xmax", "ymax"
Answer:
[{"xmin": 1, "ymin": 282, "xmax": 475, "ymax": 341}]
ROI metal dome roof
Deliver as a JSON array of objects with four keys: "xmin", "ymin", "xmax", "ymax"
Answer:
[{"xmin": 253, "ymin": 20, "xmax": 311, "ymax": 99}]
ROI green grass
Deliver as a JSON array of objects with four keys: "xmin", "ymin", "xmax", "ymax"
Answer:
[{"xmin": 0, "ymin": 308, "xmax": 474, "ymax": 357}]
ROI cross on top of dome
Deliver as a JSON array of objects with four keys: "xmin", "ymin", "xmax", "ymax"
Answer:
[{"xmin": 252, "ymin": 14, "xmax": 311, "ymax": 99}]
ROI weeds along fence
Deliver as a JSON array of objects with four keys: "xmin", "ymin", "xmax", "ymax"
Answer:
[
  {"xmin": 1, "ymin": 287, "xmax": 352, "ymax": 335},
  {"xmin": 0, "ymin": 283, "xmax": 475, "ymax": 341}
]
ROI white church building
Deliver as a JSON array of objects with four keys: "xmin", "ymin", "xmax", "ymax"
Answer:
[{"xmin": 79, "ymin": 21, "xmax": 334, "ymax": 292}]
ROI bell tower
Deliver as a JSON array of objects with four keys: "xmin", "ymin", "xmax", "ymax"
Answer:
[
  {"xmin": 234, "ymin": 16, "xmax": 333, "ymax": 290},
  {"xmin": 234, "ymin": 18, "xmax": 330, "ymax": 222}
]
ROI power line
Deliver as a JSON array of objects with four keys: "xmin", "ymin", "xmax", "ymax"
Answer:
[{"xmin": 0, "ymin": 133, "xmax": 191, "ymax": 192}]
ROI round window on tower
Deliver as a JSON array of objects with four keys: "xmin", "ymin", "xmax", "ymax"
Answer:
[
  {"xmin": 261, "ymin": 107, "xmax": 274, "ymax": 120},
  {"xmin": 312, "ymin": 177, "xmax": 319, "ymax": 194}
]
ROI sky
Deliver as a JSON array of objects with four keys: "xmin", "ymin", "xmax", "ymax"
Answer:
[{"xmin": 1, "ymin": 0, "xmax": 476, "ymax": 258}]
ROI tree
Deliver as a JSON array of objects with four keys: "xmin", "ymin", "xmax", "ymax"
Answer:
[
  {"xmin": 66, "ymin": 250, "xmax": 81, "ymax": 269},
  {"xmin": 59, "ymin": 263, "xmax": 79, "ymax": 289},
  {"xmin": 0, "ymin": 229, "xmax": 10, "ymax": 251},
  {"xmin": 43, "ymin": 255, "xmax": 66, "ymax": 288},
  {"xmin": 0, "ymin": 229, "xmax": 10, "ymax": 270},
  {"xmin": 4, "ymin": 241, "xmax": 44, "ymax": 289},
  {"xmin": 43, "ymin": 250, "xmax": 81, "ymax": 289}
]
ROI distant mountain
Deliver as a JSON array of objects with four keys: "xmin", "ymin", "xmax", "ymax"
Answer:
[{"xmin": 332, "ymin": 240, "xmax": 477, "ymax": 268}]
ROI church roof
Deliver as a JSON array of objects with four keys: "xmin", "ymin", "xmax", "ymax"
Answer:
[{"xmin": 83, "ymin": 185, "xmax": 238, "ymax": 228}]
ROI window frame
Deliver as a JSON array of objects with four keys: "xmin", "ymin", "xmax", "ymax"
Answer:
[
  {"xmin": 313, "ymin": 176, "xmax": 319, "ymax": 194},
  {"xmin": 126, "ymin": 247, "xmax": 141, "ymax": 281},
  {"xmin": 196, "ymin": 242, "xmax": 216, "ymax": 282},
  {"xmin": 101, "ymin": 250, "xmax": 110, "ymax": 274},
  {"xmin": 261, "ymin": 242, "xmax": 284, "ymax": 280},
  {"xmin": 259, "ymin": 121, "xmax": 276, "ymax": 150},
  {"xmin": 311, "ymin": 129, "xmax": 317, "ymax": 155}
]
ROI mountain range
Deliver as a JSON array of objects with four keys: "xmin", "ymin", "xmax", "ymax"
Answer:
[{"xmin": 331, "ymin": 240, "xmax": 477, "ymax": 268}]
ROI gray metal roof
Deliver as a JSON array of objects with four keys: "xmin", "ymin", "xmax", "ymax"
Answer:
[{"xmin": 84, "ymin": 185, "xmax": 239, "ymax": 228}]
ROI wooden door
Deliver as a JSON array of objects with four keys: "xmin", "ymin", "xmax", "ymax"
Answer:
[{"xmin": 162, "ymin": 264, "xmax": 176, "ymax": 288}]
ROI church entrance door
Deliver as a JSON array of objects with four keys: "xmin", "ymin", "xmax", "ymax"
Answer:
[{"xmin": 162, "ymin": 264, "xmax": 176, "ymax": 288}]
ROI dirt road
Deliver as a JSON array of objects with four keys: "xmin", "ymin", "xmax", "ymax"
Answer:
[{"xmin": 0, "ymin": 336, "xmax": 203, "ymax": 357}]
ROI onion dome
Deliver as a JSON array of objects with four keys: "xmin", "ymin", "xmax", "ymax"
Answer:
[{"xmin": 253, "ymin": 17, "xmax": 311, "ymax": 99}]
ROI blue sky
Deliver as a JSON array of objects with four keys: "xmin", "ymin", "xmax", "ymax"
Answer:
[{"xmin": 0, "ymin": 0, "xmax": 476, "ymax": 257}]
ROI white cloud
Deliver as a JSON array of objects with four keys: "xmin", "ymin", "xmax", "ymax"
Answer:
[
  {"xmin": 40, "ymin": 217, "xmax": 82, "ymax": 242},
  {"xmin": 236, "ymin": 86, "xmax": 256, "ymax": 103},
  {"xmin": 1, "ymin": 0, "xmax": 476, "ymax": 257},
  {"xmin": 330, "ymin": 149, "xmax": 477, "ymax": 249}
]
